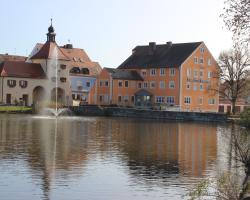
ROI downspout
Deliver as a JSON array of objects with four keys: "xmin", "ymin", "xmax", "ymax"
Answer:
[
  {"xmin": 1, "ymin": 77, "xmax": 4, "ymax": 103},
  {"xmin": 179, "ymin": 65, "xmax": 182, "ymax": 111}
]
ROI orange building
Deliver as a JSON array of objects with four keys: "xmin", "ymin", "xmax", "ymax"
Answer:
[{"xmin": 90, "ymin": 41, "xmax": 219, "ymax": 112}]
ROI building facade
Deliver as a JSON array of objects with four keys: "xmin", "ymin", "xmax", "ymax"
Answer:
[
  {"xmin": 0, "ymin": 22, "xmax": 101, "ymax": 106},
  {"xmin": 90, "ymin": 42, "xmax": 219, "ymax": 112}
]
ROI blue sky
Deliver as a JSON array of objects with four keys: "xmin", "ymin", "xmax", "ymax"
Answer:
[{"xmin": 1, "ymin": 0, "xmax": 232, "ymax": 67}]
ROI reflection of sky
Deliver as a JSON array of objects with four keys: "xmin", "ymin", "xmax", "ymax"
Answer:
[{"xmin": 0, "ymin": 115, "xmax": 234, "ymax": 200}]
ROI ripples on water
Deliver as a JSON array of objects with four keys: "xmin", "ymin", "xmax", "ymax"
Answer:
[{"xmin": 0, "ymin": 114, "xmax": 236, "ymax": 200}]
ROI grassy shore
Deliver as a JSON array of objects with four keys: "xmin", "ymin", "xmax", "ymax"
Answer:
[{"xmin": 0, "ymin": 106, "xmax": 32, "ymax": 113}]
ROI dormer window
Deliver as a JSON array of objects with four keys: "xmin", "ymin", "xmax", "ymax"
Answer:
[
  {"xmin": 19, "ymin": 80, "xmax": 28, "ymax": 88},
  {"xmin": 70, "ymin": 67, "xmax": 80, "ymax": 74},
  {"xmin": 200, "ymin": 47, "xmax": 205, "ymax": 53},
  {"xmin": 81, "ymin": 68, "xmax": 90, "ymax": 75},
  {"xmin": 7, "ymin": 80, "xmax": 16, "ymax": 88}
]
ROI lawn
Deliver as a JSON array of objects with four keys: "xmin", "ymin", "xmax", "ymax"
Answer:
[{"xmin": 0, "ymin": 106, "xmax": 32, "ymax": 112}]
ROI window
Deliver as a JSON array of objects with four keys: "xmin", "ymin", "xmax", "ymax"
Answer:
[
  {"xmin": 138, "ymin": 82, "xmax": 142, "ymax": 88},
  {"xmin": 125, "ymin": 81, "xmax": 129, "ymax": 87},
  {"xmin": 199, "ymin": 58, "xmax": 204, "ymax": 64},
  {"xmin": 143, "ymin": 82, "xmax": 148, "ymax": 88},
  {"xmin": 194, "ymin": 57, "xmax": 198, "ymax": 64},
  {"xmin": 166, "ymin": 96, "xmax": 175, "ymax": 104},
  {"xmin": 7, "ymin": 80, "xmax": 16, "ymax": 88},
  {"xmin": 60, "ymin": 77, "xmax": 67, "ymax": 82},
  {"xmin": 81, "ymin": 68, "xmax": 90, "ymax": 75},
  {"xmin": 208, "ymin": 71, "xmax": 213, "ymax": 78},
  {"xmin": 160, "ymin": 68, "xmax": 165, "ymax": 76},
  {"xmin": 70, "ymin": 67, "xmax": 80, "ymax": 74},
  {"xmin": 141, "ymin": 70, "xmax": 147, "ymax": 76},
  {"xmin": 193, "ymin": 84, "xmax": 197, "ymax": 91},
  {"xmin": 118, "ymin": 96, "xmax": 122, "ymax": 102},
  {"xmin": 150, "ymin": 69, "xmax": 156, "ymax": 76},
  {"xmin": 186, "ymin": 82, "xmax": 191, "ymax": 89},
  {"xmin": 60, "ymin": 64, "xmax": 66, "ymax": 70},
  {"xmin": 184, "ymin": 97, "xmax": 191, "ymax": 104},
  {"xmin": 100, "ymin": 80, "xmax": 108, "ymax": 87},
  {"xmin": 200, "ymin": 84, "xmax": 203, "ymax": 91},
  {"xmin": 170, "ymin": 68, "xmax": 175, "ymax": 76},
  {"xmin": 156, "ymin": 96, "xmax": 165, "ymax": 103},
  {"xmin": 131, "ymin": 96, "xmax": 135, "ymax": 102},
  {"xmin": 200, "ymin": 70, "xmax": 203, "ymax": 77},
  {"xmin": 208, "ymin": 58, "xmax": 212, "ymax": 66},
  {"xmin": 159, "ymin": 81, "xmax": 165, "ymax": 89},
  {"xmin": 86, "ymin": 82, "xmax": 90, "ymax": 87},
  {"xmin": 124, "ymin": 96, "xmax": 129, "ymax": 102},
  {"xmin": 118, "ymin": 81, "xmax": 123, "ymax": 87},
  {"xmin": 187, "ymin": 68, "xmax": 191, "ymax": 77},
  {"xmin": 208, "ymin": 98, "xmax": 216, "ymax": 105},
  {"xmin": 99, "ymin": 95, "xmax": 103, "ymax": 102},
  {"xmin": 19, "ymin": 80, "xmax": 28, "ymax": 88},
  {"xmin": 169, "ymin": 81, "xmax": 175, "ymax": 89},
  {"xmin": 150, "ymin": 81, "xmax": 156, "ymax": 88},
  {"xmin": 76, "ymin": 94, "xmax": 81, "ymax": 100},
  {"xmin": 194, "ymin": 70, "xmax": 198, "ymax": 78},
  {"xmin": 72, "ymin": 94, "xmax": 76, "ymax": 100},
  {"xmin": 200, "ymin": 47, "xmax": 205, "ymax": 53},
  {"xmin": 199, "ymin": 97, "xmax": 203, "ymax": 105}
]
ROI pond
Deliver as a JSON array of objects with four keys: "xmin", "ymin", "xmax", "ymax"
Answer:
[{"xmin": 0, "ymin": 114, "xmax": 238, "ymax": 200}]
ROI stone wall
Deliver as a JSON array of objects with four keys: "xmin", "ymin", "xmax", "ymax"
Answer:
[{"xmin": 70, "ymin": 106, "xmax": 227, "ymax": 122}]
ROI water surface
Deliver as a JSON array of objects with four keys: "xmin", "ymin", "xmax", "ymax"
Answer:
[{"xmin": 0, "ymin": 114, "xmax": 234, "ymax": 200}]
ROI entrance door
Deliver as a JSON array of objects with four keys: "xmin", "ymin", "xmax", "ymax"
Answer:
[
  {"xmin": 23, "ymin": 94, "xmax": 28, "ymax": 106},
  {"xmin": 6, "ymin": 94, "xmax": 11, "ymax": 104}
]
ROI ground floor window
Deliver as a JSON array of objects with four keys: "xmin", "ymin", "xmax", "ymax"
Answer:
[
  {"xmin": 208, "ymin": 98, "xmax": 216, "ymax": 105},
  {"xmin": 155, "ymin": 96, "xmax": 165, "ymax": 103},
  {"xmin": 166, "ymin": 96, "xmax": 175, "ymax": 104},
  {"xmin": 184, "ymin": 97, "xmax": 191, "ymax": 104},
  {"xmin": 118, "ymin": 96, "xmax": 122, "ymax": 102}
]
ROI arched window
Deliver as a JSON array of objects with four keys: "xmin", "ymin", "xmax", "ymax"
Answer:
[
  {"xmin": 70, "ymin": 67, "xmax": 80, "ymax": 74},
  {"xmin": 81, "ymin": 68, "xmax": 89, "ymax": 75}
]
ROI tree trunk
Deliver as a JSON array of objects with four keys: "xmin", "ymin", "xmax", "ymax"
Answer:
[{"xmin": 232, "ymin": 100, "xmax": 237, "ymax": 115}]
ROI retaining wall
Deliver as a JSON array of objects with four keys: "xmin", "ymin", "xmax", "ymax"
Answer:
[{"xmin": 70, "ymin": 106, "xmax": 227, "ymax": 122}]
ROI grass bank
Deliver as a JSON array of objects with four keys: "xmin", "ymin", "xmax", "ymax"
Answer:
[{"xmin": 0, "ymin": 106, "xmax": 32, "ymax": 113}]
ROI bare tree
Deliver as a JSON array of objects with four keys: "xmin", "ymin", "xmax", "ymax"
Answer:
[
  {"xmin": 221, "ymin": 0, "xmax": 250, "ymax": 43},
  {"xmin": 218, "ymin": 43, "xmax": 250, "ymax": 114}
]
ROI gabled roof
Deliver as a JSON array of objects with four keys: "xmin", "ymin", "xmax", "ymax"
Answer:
[
  {"xmin": 118, "ymin": 42, "xmax": 202, "ymax": 69},
  {"xmin": 0, "ymin": 61, "xmax": 46, "ymax": 78},
  {"xmin": 30, "ymin": 42, "xmax": 70, "ymax": 61},
  {"xmin": 105, "ymin": 67, "xmax": 143, "ymax": 81}
]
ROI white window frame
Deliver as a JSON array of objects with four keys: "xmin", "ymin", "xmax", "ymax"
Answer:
[
  {"xmin": 160, "ymin": 68, "xmax": 165, "ymax": 76},
  {"xmin": 169, "ymin": 81, "xmax": 175, "ymax": 89},
  {"xmin": 194, "ymin": 57, "xmax": 198, "ymax": 64},
  {"xmin": 166, "ymin": 96, "xmax": 175, "ymax": 104},
  {"xmin": 184, "ymin": 97, "xmax": 191, "ymax": 104},
  {"xmin": 159, "ymin": 81, "xmax": 165, "ymax": 89},
  {"xmin": 150, "ymin": 81, "xmax": 156, "ymax": 88},
  {"xmin": 169, "ymin": 68, "xmax": 175, "ymax": 76},
  {"xmin": 200, "ymin": 84, "xmax": 203, "ymax": 91},
  {"xmin": 155, "ymin": 96, "xmax": 165, "ymax": 103},
  {"xmin": 150, "ymin": 69, "xmax": 156, "ymax": 76}
]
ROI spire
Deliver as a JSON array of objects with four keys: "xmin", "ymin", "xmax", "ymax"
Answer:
[{"xmin": 47, "ymin": 18, "xmax": 56, "ymax": 42}]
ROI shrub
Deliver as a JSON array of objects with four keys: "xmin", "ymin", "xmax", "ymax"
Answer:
[{"xmin": 239, "ymin": 108, "xmax": 250, "ymax": 128}]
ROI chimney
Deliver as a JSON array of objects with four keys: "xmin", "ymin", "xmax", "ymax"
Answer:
[
  {"xmin": 63, "ymin": 44, "xmax": 73, "ymax": 49},
  {"xmin": 166, "ymin": 41, "xmax": 172, "ymax": 46},
  {"xmin": 149, "ymin": 42, "xmax": 156, "ymax": 55}
]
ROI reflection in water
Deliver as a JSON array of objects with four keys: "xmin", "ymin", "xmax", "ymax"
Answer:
[{"xmin": 0, "ymin": 114, "xmax": 231, "ymax": 200}]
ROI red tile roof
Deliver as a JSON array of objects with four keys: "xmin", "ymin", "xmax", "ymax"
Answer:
[
  {"xmin": 0, "ymin": 54, "xmax": 27, "ymax": 62},
  {"xmin": 0, "ymin": 61, "xmax": 46, "ymax": 78},
  {"xmin": 30, "ymin": 42, "xmax": 70, "ymax": 61}
]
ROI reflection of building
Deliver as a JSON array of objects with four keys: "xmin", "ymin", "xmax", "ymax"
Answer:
[
  {"xmin": 0, "ymin": 21, "xmax": 101, "ymax": 106},
  {"xmin": 90, "ymin": 42, "xmax": 219, "ymax": 112}
]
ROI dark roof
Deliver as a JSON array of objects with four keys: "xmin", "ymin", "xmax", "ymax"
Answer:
[
  {"xmin": 105, "ymin": 68, "xmax": 143, "ymax": 81},
  {"xmin": 118, "ymin": 42, "xmax": 202, "ymax": 69},
  {"xmin": 0, "ymin": 61, "xmax": 46, "ymax": 78},
  {"xmin": 30, "ymin": 42, "xmax": 70, "ymax": 61}
]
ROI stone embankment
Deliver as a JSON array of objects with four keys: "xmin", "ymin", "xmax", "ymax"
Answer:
[{"xmin": 70, "ymin": 105, "xmax": 227, "ymax": 122}]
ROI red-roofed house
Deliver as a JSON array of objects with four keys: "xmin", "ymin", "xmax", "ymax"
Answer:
[{"xmin": 0, "ymin": 22, "xmax": 101, "ymax": 106}]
